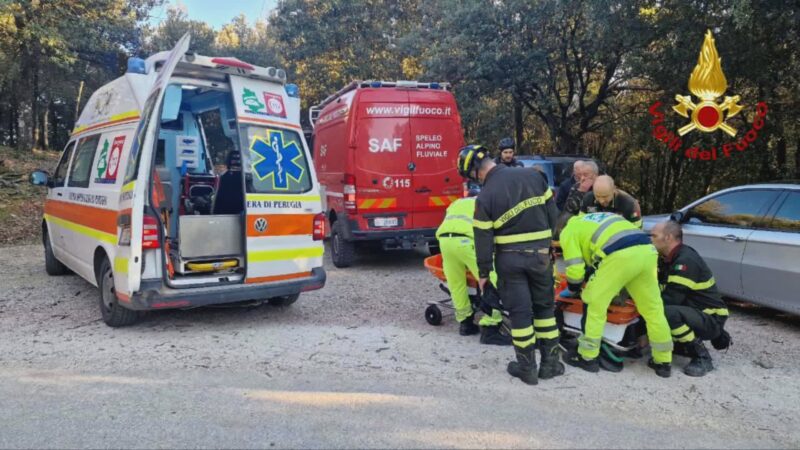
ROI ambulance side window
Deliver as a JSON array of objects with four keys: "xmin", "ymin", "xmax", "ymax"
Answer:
[
  {"xmin": 124, "ymin": 88, "xmax": 162, "ymax": 184},
  {"xmin": 67, "ymin": 135, "xmax": 101, "ymax": 188},
  {"xmin": 51, "ymin": 142, "xmax": 76, "ymax": 188}
]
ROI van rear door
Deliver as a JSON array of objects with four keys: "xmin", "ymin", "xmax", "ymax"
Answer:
[
  {"xmin": 230, "ymin": 75, "xmax": 324, "ymax": 284},
  {"xmin": 408, "ymin": 91, "xmax": 463, "ymax": 229},
  {"xmin": 116, "ymin": 33, "xmax": 190, "ymax": 298},
  {"xmin": 353, "ymin": 91, "xmax": 412, "ymax": 230}
]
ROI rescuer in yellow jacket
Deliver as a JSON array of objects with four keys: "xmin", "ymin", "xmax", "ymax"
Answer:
[
  {"xmin": 560, "ymin": 212, "xmax": 674, "ymax": 377},
  {"xmin": 436, "ymin": 197, "xmax": 510, "ymax": 345}
]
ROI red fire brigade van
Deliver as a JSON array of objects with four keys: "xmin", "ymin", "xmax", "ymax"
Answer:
[{"xmin": 310, "ymin": 81, "xmax": 464, "ymax": 267}]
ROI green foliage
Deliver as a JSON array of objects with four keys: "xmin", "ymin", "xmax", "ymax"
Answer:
[
  {"xmin": 0, "ymin": 0, "xmax": 161, "ymax": 150},
  {"xmin": 269, "ymin": 0, "xmax": 423, "ymax": 109}
]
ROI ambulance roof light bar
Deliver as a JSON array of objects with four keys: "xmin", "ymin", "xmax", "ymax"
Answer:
[{"xmin": 140, "ymin": 52, "xmax": 287, "ymax": 84}]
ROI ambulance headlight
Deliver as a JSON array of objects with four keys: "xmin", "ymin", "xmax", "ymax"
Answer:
[
  {"xmin": 285, "ymin": 84, "xmax": 299, "ymax": 98},
  {"xmin": 127, "ymin": 57, "xmax": 146, "ymax": 74}
]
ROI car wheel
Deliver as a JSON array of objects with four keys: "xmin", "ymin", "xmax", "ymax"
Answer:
[
  {"xmin": 44, "ymin": 231, "xmax": 68, "ymax": 276},
  {"xmin": 98, "ymin": 258, "xmax": 140, "ymax": 327},
  {"xmin": 331, "ymin": 220, "xmax": 355, "ymax": 268},
  {"xmin": 268, "ymin": 293, "xmax": 300, "ymax": 306}
]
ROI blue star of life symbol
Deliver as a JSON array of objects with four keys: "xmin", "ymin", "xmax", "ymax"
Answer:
[{"xmin": 249, "ymin": 130, "xmax": 305, "ymax": 190}]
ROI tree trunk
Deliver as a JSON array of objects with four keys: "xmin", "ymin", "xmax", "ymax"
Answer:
[
  {"xmin": 0, "ymin": 102, "xmax": 5, "ymax": 146},
  {"xmin": 796, "ymin": 139, "xmax": 800, "ymax": 179},
  {"xmin": 776, "ymin": 137, "xmax": 786, "ymax": 178},
  {"xmin": 16, "ymin": 74, "xmax": 34, "ymax": 152},
  {"xmin": 41, "ymin": 102, "xmax": 50, "ymax": 150},
  {"xmin": 9, "ymin": 104, "xmax": 17, "ymax": 146},
  {"xmin": 32, "ymin": 89, "xmax": 39, "ymax": 149},
  {"xmin": 513, "ymin": 97, "xmax": 524, "ymax": 153},
  {"xmin": 31, "ymin": 46, "xmax": 40, "ymax": 151},
  {"xmin": 15, "ymin": 43, "xmax": 36, "ymax": 151},
  {"xmin": 758, "ymin": 145, "xmax": 772, "ymax": 181},
  {"xmin": 557, "ymin": 131, "xmax": 578, "ymax": 155},
  {"xmin": 74, "ymin": 80, "xmax": 85, "ymax": 120},
  {"xmin": 33, "ymin": 119, "xmax": 40, "ymax": 148}
]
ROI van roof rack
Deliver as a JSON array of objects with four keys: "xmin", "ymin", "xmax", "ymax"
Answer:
[{"xmin": 309, "ymin": 80, "xmax": 450, "ymax": 128}]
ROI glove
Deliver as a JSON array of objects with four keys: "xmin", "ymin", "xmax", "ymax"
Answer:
[
  {"xmin": 559, "ymin": 288, "xmax": 580, "ymax": 299},
  {"xmin": 560, "ymin": 282, "xmax": 583, "ymax": 299},
  {"xmin": 480, "ymin": 281, "xmax": 504, "ymax": 314}
]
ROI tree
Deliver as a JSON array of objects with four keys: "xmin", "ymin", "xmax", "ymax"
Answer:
[
  {"xmin": 269, "ymin": 0, "xmax": 424, "ymax": 110},
  {"xmin": 0, "ymin": 0, "xmax": 159, "ymax": 151},
  {"xmin": 141, "ymin": 6, "xmax": 215, "ymax": 56},
  {"xmin": 419, "ymin": 0, "xmax": 659, "ymax": 154}
]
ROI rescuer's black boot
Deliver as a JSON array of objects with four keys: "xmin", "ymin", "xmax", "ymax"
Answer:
[
  {"xmin": 648, "ymin": 358, "xmax": 672, "ymax": 378},
  {"xmin": 480, "ymin": 325, "xmax": 512, "ymax": 345},
  {"xmin": 684, "ymin": 339, "xmax": 714, "ymax": 377},
  {"xmin": 538, "ymin": 338, "xmax": 565, "ymax": 379},
  {"xmin": 564, "ymin": 348, "xmax": 600, "ymax": 373},
  {"xmin": 459, "ymin": 314, "xmax": 479, "ymax": 336},
  {"xmin": 507, "ymin": 345, "xmax": 538, "ymax": 385}
]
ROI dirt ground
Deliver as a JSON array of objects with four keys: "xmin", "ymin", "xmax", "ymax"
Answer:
[{"xmin": 1, "ymin": 244, "xmax": 799, "ymax": 448}]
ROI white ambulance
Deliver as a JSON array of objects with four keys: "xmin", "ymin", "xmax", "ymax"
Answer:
[{"xmin": 30, "ymin": 34, "xmax": 326, "ymax": 327}]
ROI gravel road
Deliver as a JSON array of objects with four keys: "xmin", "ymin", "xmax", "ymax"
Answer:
[{"xmin": 1, "ymin": 244, "xmax": 799, "ymax": 449}]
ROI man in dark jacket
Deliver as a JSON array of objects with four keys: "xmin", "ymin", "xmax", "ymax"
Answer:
[
  {"xmin": 457, "ymin": 144, "xmax": 562, "ymax": 386},
  {"xmin": 555, "ymin": 160, "xmax": 598, "ymax": 239},
  {"xmin": 556, "ymin": 160, "xmax": 584, "ymax": 211},
  {"xmin": 580, "ymin": 175, "xmax": 642, "ymax": 228},
  {"xmin": 494, "ymin": 137, "xmax": 523, "ymax": 168},
  {"xmin": 651, "ymin": 220, "xmax": 731, "ymax": 377},
  {"xmin": 214, "ymin": 151, "xmax": 244, "ymax": 215}
]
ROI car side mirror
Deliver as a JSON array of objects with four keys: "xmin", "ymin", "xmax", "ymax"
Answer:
[
  {"xmin": 669, "ymin": 211, "xmax": 686, "ymax": 223},
  {"xmin": 30, "ymin": 170, "xmax": 49, "ymax": 187}
]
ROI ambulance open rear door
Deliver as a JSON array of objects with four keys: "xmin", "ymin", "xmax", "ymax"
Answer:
[{"xmin": 115, "ymin": 33, "xmax": 191, "ymax": 298}]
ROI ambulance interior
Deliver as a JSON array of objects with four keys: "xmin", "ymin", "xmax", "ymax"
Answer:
[{"xmin": 153, "ymin": 82, "xmax": 246, "ymax": 284}]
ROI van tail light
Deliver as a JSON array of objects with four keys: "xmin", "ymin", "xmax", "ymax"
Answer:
[
  {"xmin": 344, "ymin": 173, "xmax": 357, "ymax": 213},
  {"xmin": 118, "ymin": 225, "xmax": 131, "ymax": 246},
  {"xmin": 142, "ymin": 214, "xmax": 161, "ymax": 249},
  {"xmin": 312, "ymin": 213, "xmax": 326, "ymax": 241}
]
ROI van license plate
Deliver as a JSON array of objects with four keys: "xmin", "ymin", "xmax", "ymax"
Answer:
[{"xmin": 374, "ymin": 217, "xmax": 398, "ymax": 228}]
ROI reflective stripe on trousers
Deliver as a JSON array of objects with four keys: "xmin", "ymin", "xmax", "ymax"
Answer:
[{"xmin": 494, "ymin": 229, "xmax": 552, "ymax": 244}]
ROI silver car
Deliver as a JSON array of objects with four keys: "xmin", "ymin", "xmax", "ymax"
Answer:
[{"xmin": 643, "ymin": 183, "xmax": 800, "ymax": 315}]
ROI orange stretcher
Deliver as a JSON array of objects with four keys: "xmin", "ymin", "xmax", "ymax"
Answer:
[{"xmin": 423, "ymin": 254, "xmax": 641, "ymax": 351}]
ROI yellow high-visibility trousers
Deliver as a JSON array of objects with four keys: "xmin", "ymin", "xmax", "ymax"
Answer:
[
  {"xmin": 440, "ymin": 236, "xmax": 502, "ymax": 326},
  {"xmin": 579, "ymin": 244, "xmax": 673, "ymax": 363}
]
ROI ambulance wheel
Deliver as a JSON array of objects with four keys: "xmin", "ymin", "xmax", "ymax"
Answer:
[
  {"xmin": 98, "ymin": 259, "xmax": 140, "ymax": 327},
  {"xmin": 428, "ymin": 244, "xmax": 441, "ymax": 256},
  {"xmin": 268, "ymin": 293, "xmax": 300, "ymax": 306},
  {"xmin": 44, "ymin": 231, "xmax": 68, "ymax": 276},
  {"xmin": 331, "ymin": 221, "xmax": 355, "ymax": 268},
  {"xmin": 425, "ymin": 305, "xmax": 443, "ymax": 326}
]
